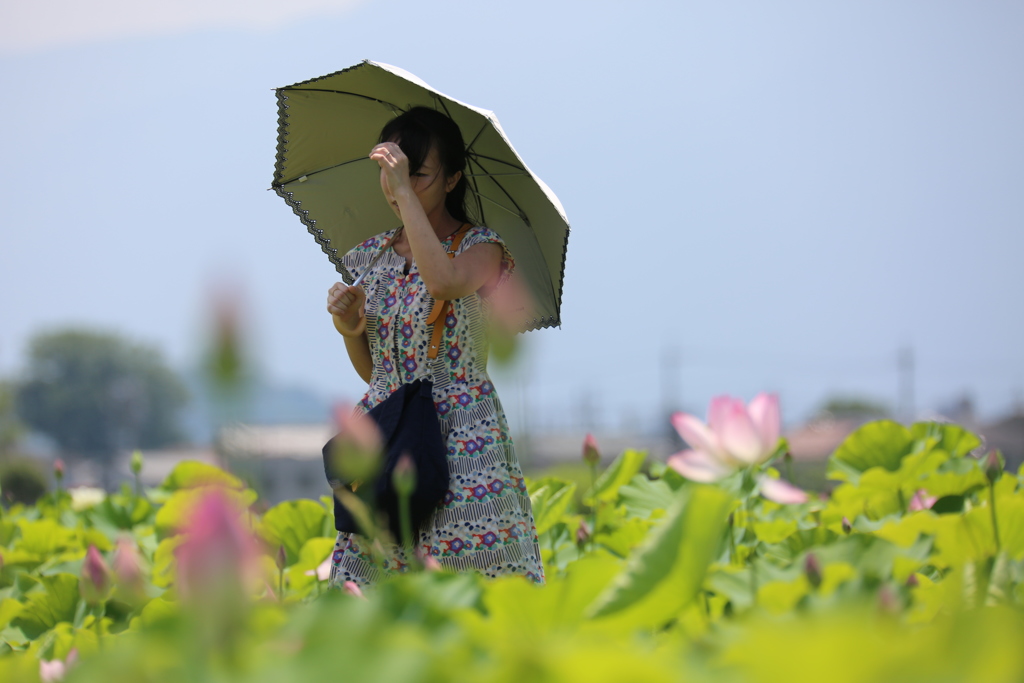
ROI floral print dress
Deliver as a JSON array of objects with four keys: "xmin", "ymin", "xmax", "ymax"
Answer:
[{"xmin": 328, "ymin": 225, "xmax": 545, "ymax": 586}]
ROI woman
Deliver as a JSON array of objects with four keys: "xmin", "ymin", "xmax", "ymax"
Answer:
[{"xmin": 325, "ymin": 107, "xmax": 545, "ymax": 586}]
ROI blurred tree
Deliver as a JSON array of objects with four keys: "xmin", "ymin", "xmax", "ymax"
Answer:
[
  {"xmin": 819, "ymin": 396, "xmax": 891, "ymax": 420},
  {"xmin": 16, "ymin": 330, "xmax": 188, "ymax": 466},
  {"xmin": 0, "ymin": 380, "xmax": 25, "ymax": 457}
]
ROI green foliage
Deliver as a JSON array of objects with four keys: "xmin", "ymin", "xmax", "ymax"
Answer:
[
  {"xmin": 829, "ymin": 420, "xmax": 914, "ymax": 481},
  {"xmin": 258, "ymin": 499, "xmax": 328, "ymax": 565},
  {"xmin": 587, "ymin": 485, "xmax": 731, "ymax": 625},
  {"xmin": 0, "ymin": 381, "xmax": 25, "ymax": 457},
  {"xmin": 0, "ymin": 458, "xmax": 48, "ymax": 506},
  {"xmin": 161, "ymin": 460, "xmax": 245, "ymax": 491},
  {"xmin": 1, "ymin": 418, "xmax": 1023, "ymax": 682},
  {"xmin": 15, "ymin": 329, "xmax": 188, "ymax": 458}
]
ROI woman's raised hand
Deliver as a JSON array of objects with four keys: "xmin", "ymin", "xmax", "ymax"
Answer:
[
  {"xmin": 369, "ymin": 142, "xmax": 412, "ymax": 202},
  {"xmin": 327, "ymin": 282, "xmax": 367, "ymax": 337}
]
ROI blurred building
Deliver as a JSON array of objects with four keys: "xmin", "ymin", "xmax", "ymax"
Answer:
[{"xmin": 217, "ymin": 424, "xmax": 334, "ymax": 505}]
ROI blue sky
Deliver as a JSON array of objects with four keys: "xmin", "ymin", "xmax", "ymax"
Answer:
[{"xmin": 1, "ymin": 0, "xmax": 1022, "ymax": 435}]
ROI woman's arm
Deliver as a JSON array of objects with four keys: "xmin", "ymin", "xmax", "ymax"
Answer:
[
  {"xmin": 341, "ymin": 330, "xmax": 372, "ymax": 384},
  {"xmin": 328, "ymin": 282, "xmax": 373, "ymax": 384},
  {"xmin": 371, "ymin": 142, "xmax": 503, "ymax": 300},
  {"xmin": 403, "ymin": 217, "xmax": 502, "ymax": 300}
]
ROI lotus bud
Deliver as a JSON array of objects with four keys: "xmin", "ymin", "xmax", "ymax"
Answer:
[
  {"xmin": 174, "ymin": 488, "xmax": 260, "ymax": 602},
  {"xmin": 331, "ymin": 406, "xmax": 383, "ymax": 484},
  {"xmin": 804, "ymin": 553, "xmax": 822, "ymax": 589},
  {"xmin": 80, "ymin": 545, "xmax": 113, "ymax": 606},
  {"xmin": 130, "ymin": 450, "xmax": 144, "ymax": 476},
  {"xmin": 41, "ymin": 649, "xmax": 78, "ymax": 682},
  {"xmin": 275, "ymin": 544, "xmax": 287, "ymax": 572},
  {"xmin": 392, "ymin": 453, "xmax": 417, "ymax": 498},
  {"xmin": 39, "ymin": 659, "xmax": 67, "ymax": 683},
  {"xmin": 422, "ymin": 556, "xmax": 442, "ymax": 572},
  {"xmin": 841, "ymin": 517, "xmax": 852, "ymax": 535},
  {"xmin": 984, "ymin": 450, "xmax": 1004, "ymax": 485},
  {"xmin": 576, "ymin": 519, "xmax": 591, "ymax": 546},
  {"xmin": 343, "ymin": 580, "xmax": 367, "ymax": 600},
  {"xmin": 908, "ymin": 489, "xmax": 937, "ymax": 512},
  {"xmin": 877, "ymin": 584, "xmax": 900, "ymax": 614},
  {"xmin": 112, "ymin": 537, "xmax": 146, "ymax": 604},
  {"xmin": 53, "ymin": 459, "xmax": 65, "ymax": 485},
  {"xmin": 582, "ymin": 433, "xmax": 601, "ymax": 466},
  {"xmin": 906, "ymin": 574, "xmax": 919, "ymax": 588}
]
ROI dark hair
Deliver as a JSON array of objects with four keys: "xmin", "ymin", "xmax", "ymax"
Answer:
[{"xmin": 379, "ymin": 107, "xmax": 472, "ymax": 225}]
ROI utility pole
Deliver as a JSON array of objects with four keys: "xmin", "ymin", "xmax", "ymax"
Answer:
[
  {"xmin": 660, "ymin": 345, "xmax": 682, "ymax": 444},
  {"xmin": 898, "ymin": 346, "xmax": 915, "ymax": 423}
]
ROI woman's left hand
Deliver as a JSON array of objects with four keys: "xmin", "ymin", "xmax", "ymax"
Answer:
[{"xmin": 370, "ymin": 142, "xmax": 412, "ymax": 204}]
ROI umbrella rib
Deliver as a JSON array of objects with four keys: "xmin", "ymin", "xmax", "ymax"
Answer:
[
  {"xmin": 465, "ymin": 120, "xmax": 489, "ymax": 154},
  {"xmin": 466, "ymin": 152, "xmax": 525, "ymax": 171},
  {"xmin": 469, "ymin": 157, "xmax": 531, "ymax": 227},
  {"xmin": 468, "ymin": 189, "xmax": 528, "ymax": 221},
  {"xmin": 274, "ymin": 156, "xmax": 372, "ymax": 187},
  {"xmin": 434, "ymin": 95, "xmax": 456, "ymax": 122},
  {"xmin": 464, "ymin": 172, "xmax": 526, "ymax": 177},
  {"xmin": 465, "ymin": 155, "xmax": 486, "ymax": 225}
]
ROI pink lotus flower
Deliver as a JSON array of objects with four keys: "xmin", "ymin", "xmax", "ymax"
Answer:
[
  {"xmin": 908, "ymin": 489, "xmax": 937, "ymax": 512},
  {"xmin": 668, "ymin": 393, "xmax": 781, "ymax": 482},
  {"xmin": 174, "ymin": 488, "xmax": 260, "ymax": 601}
]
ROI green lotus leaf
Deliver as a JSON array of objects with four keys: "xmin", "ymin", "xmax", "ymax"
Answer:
[
  {"xmin": 11, "ymin": 573, "xmax": 79, "ymax": 640},
  {"xmin": 911, "ymin": 422, "xmax": 982, "ymax": 458},
  {"xmin": 753, "ymin": 519, "xmax": 799, "ymax": 544},
  {"xmin": 587, "ymin": 449, "xmax": 647, "ymax": 504},
  {"xmin": 14, "ymin": 519, "xmax": 80, "ymax": 558},
  {"xmin": 151, "ymin": 535, "xmax": 186, "ymax": 588},
  {"xmin": 154, "ymin": 486, "xmax": 257, "ymax": 537},
  {"xmin": 161, "ymin": 461, "xmax": 244, "ymax": 491},
  {"xmin": 530, "ymin": 481, "xmax": 577, "ymax": 536},
  {"xmin": 258, "ymin": 499, "xmax": 329, "ymax": 565},
  {"xmin": 0, "ymin": 599, "xmax": 24, "ymax": 631},
  {"xmin": 586, "ymin": 485, "xmax": 732, "ymax": 626},
  {"xmin": 618, "ymin": 474, "xmax": 676, "ymax": 519},
  {"xmin": 828, "ymin": 420, "xmax": 914, "ymax": 482}
]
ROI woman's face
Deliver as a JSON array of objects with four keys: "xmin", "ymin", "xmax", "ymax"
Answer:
[{"xmin": 381, "ymin": 142, "xmax": 459, "ymax": 220}]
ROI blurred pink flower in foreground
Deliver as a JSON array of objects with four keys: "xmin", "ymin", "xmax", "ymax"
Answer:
[
  {"xmin": 330, "ymin": 404, "xmax": 384, "ymax": 484},
  {"xmin": 343, "ymin": 580, "xmax": 367, "ymax": 599},
  {"xmin": 668, "ymin": 394, "xmax": 781, "ymax": 482},
  {"xmin": 760, "ymin": 477, "xmax": 809, "ymax": 505},
  {"xmin": 174, "ymin": 488, "xmax": 260, "ymax": 600},
  {"xmin": 39, "ymin": 649, "xmax": 76, "ymax": 682},
  {"xmin": 908, "ymin": 489, "xmax": 937, "ymax": 512},
  {"xmin": 306, "ymin": 556, "xmax": 332, "ymax": 582}
]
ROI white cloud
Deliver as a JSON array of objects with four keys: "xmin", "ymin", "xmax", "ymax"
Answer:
[{"xmin": 0, "ymin": 0, "xmax": 364, "ymax": 53}]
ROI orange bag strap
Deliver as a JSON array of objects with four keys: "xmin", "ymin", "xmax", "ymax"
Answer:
[{"xmin": 426, "ymin": 224, "xmax": 471, "ymax": 360}]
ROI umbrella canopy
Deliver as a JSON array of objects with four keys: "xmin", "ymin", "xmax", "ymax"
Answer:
[{"xmin": 272, "ymin": 60, "xmax": 569, "ymax": 332}]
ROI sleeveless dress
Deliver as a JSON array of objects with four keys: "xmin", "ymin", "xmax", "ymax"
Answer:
[{"xmin": 328, "ymin": 225, "xmax": 545, "ymax": 586}]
